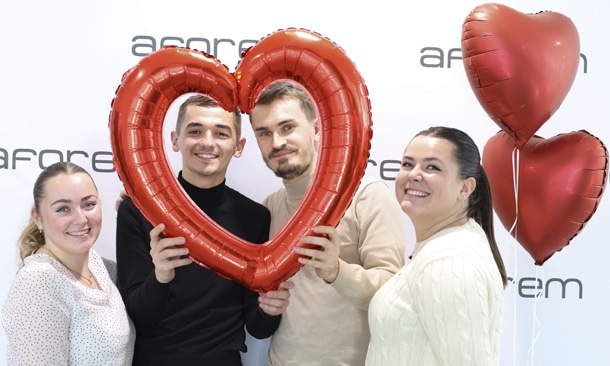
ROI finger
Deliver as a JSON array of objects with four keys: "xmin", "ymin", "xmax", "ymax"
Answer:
[
  {"xmin": 311, "ymin": 225, "xmax": 335, "ymax": 236},
  {"xmin": 259, "ymin": 302, "xmax": 283, "ymax": 316},
  {"xmin": 157, "ymin": 246, "xmax": 189, "ymax": 261},
  {"xmin": 150, "ymin": 223, "xmax": 166, "ymax": 240},
  {"xmin": 278, "ymin": 280, "xmax": 295, "ymax": 290},
  {"xmin": 157, "ymin": 236, "xmax": 186, "ymax": 249}
]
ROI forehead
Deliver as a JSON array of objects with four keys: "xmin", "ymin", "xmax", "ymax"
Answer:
[
  {"xmin": 251, "ymin": 98, "xmax": 307, "ymax": 126},
  {"xmin": 404, "ymin": 136, "xmax": 455, "ymax": 159},
  {"xmin": 42, "ymin": 173, "xmax": 97, "ymax": 200},
  {"xmin": 181, "ymin": 105, "xmax": 236, "ymax": 130}
]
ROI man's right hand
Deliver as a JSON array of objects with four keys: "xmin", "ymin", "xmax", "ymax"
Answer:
[{"xmin": 149, "ymin": 223, "xmax": 193, "ymax": 283}]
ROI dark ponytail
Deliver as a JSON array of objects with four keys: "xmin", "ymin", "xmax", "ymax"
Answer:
[{"xmin": 415, "ymin": 127, "xmax": 507, "ymax": 287}]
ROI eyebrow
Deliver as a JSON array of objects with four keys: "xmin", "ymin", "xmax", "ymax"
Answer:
[
  {"xmin": 185, "ymin": 122, "xmax": 233, "ymax": 133},
  {"xmin": 402, "ymin": 156, "xmax": 442, "ymax": 163},
  {"xmin": 253, "ymin": 119, "xmax": 294, "ymax": 133},
  {"xmin": 50, "ymin": 195, "xmax": 98, "ymax": 206}
]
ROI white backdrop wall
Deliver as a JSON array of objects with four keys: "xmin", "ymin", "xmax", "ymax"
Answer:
[{"xmin": 1, "ymin": 1, "xmax": 608, "ymax": 365}]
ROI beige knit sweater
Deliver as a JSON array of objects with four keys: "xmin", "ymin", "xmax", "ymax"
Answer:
[{"xmin": 265, "ymin": 174, "xmax": 406, "ymax": 366}]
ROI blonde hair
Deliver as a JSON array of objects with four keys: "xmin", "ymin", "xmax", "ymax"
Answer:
[{"xmin": 18, "ymin": 162, "xmax": 95, "ymax": 266}]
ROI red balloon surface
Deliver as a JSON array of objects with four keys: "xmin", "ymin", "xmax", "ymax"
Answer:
[
  {"xmin": 483, "ymin": 130, "xmax": 608, "ymax": 265},
  {"xmin": 462, "ymin": 3, "xmax": 580, "ymax": 149},
  {"xmin": 108, "ymin": 28, "xmax": 372, "ymax": 292}
]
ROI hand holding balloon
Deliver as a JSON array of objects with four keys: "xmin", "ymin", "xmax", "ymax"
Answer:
[
  {"xmin": 109, "ymin": 28, "xmax": 372, "ymax": 291},
  {"xmin": 295, "ymin": 226, "xmax": 342, "ymax": 283},
  {"xmin": 149, "ymin": 224, "xmax": 193, "ymax": 284},
  {"xmin": 258, "ymin": 280, "xmax": 294, "ymax": 316}
]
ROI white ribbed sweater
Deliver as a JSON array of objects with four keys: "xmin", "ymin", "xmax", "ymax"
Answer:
[{"xmin": 366, "ymin": 219, "xmax": 504, "ymax": 366}]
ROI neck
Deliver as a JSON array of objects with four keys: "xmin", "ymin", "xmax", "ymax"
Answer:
[
  {"xmin": 413, "ymin": 214, "xmax": 469, "ymax": 243},
  {"xmin": 39, "ymin": 246, "xmax": 96, "ymax": 289},
  {"xmin": 181, "ymin": 170, "xmax": 225, "ymax": 189}
]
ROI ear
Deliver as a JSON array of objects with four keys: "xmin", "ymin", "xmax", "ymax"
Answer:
[
  {"xmin": 31, "ymin": 207, "xmax": 42, "ymax": 230},
  {"xmin": 234, "ymin": 137, "xmax": 246, "ymax": 158},
  {"xmin": 170, "ymin": 131, "xmax": 180, "ymax": 152},
  {"xmin": 313, "ymin": 118, "xmax": 321, "ymax": 143},
  {"xmin": 460, "ymin": 177, "xmax": 477, "ymax": 200}
]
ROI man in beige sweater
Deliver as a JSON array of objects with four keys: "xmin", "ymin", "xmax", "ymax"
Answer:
[{"xmin": 248, "ymin": 80, "xmax": 406, "ymax": 365}]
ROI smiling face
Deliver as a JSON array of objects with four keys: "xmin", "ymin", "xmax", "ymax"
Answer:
[
  {"xmin": 250, "ymin": 97, "xmax": 319, "ymax": 183},
  {"xmin": 171, "ymin": 104, "xmax": 245, "ymax": 188},
  {"xmin": 32, "ymin": 172, "xmax": 101, "ymax": 256},
  {"xmin": 395, "ymin": 135, "xmax": 474, "ymax": 228}
]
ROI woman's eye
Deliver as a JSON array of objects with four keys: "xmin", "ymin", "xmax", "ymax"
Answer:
[{"xmin": 84, "ymin": 201, "xmax": 97, "ymax": 209}]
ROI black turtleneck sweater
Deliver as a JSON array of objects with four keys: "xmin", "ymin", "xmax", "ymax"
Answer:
[{"xmin": 116, "ymin": 172, "xmax": 276, "ymax": 366}]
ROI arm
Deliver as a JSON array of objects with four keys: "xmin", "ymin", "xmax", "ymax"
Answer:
[
  {"xmin": 3, "ymin": 270, "xmax": 71, "ymax": 365},
  {"xmin": 116, "ymin": 197, "xmax": 189, "ymax": 330},
  {"xmin": 242, "ymin": 280, "xmax": 293, "ymax": 339},
  {"xmin": 415, "ymin": 255, "xmax": 500, "ymax": 365},
  {"xmin": 239, "ymin": 205, "xmax": 287, "ymax": 338},
  {"xmin": 297, "ymin": 178, "xmax": 406, "ymax": 310}
]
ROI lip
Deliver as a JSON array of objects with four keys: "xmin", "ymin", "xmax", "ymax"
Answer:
[
  {"xmin": 67, "ymin": 228, "xmax": 90, "ymax": 237},
  {"xmin": 195, "ymin": 152, "xmax": 218, "ymax": 160},
  {"xmin": 404, "ymin": 188, "xmax": 430, "ymax": 198},
  {"xmin": 271, "ymin": 150, "xmax": 294, "ymax": 159}
]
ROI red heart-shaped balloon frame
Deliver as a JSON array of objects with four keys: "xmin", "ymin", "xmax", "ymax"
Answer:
[
  {"xmin": 483, "ymin": 130, "xmax": 608, "ymax": 265},
  {"xmin": 109, "ymin": 28, "xmax": 372, "ymax": 292},
  {"xmin": 461, "ymin": 3, "xmax": 580, "ymax": 149}
]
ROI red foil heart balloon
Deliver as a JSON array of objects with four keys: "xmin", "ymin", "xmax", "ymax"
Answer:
[
  {"xmin": 109, "ymin": 28, "xmax": 372, "ymax": 292},
  {"xmin": 483, "ymin": 130, "xmax": 608, "ymax": 265},
  {"xmin": 462, "ymin": 3, "xmax": 580, "ymax": 149}
]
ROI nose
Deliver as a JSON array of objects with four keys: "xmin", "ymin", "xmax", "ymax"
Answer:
[
  {"xmin": 74, "ymin": 208, "xmax": 89, "ymax": 225},
  {"xmin": 408, "ymin": 166, "xmax": 422, "ymax": 182},
  {"xmin": 199, "ymin": 130, "xmax": 214, "ymax": 147},
  {"xmin": 271, "ymin": 132, "xmax": 287, "ymax": 149}
]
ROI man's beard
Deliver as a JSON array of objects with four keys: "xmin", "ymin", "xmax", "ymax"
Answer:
[{"xmin": 271, "ymin": 159, "xmax": 311, "ymax": 181}]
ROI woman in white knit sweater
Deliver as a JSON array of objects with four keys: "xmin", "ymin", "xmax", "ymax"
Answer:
[{"xmin": 366, "ymin": 126, "xmax": 507, "ymax": 365}]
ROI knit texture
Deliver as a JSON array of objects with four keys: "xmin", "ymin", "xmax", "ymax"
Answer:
[
  {"xmin": 266, "ymin": 175, "xmax": 406, "ymax": 366},
  {"xmin": 366, "ymin": 219, "xmax": 504, "ymax": 366}
]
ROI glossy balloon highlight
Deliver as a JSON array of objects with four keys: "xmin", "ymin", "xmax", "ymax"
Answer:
[
  {"xmin": 462, "ymin": 3, "xmax": 580, "ymax": 149},
  {"xmin": 483, "ymin": 130, "xmax": 608, "ymax": 265},
  {"xmin": 109, "ymin": 28, "xmax": 372, "ymax": 292}
]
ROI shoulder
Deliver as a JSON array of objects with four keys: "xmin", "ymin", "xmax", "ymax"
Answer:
[
  {"xmin": 350, "ymin": 175, "xmax": 398, "ymax": 213},
  {"xmin": 89, "ymin": 249, "xmax": 118, "ymax": 283},
  {"xmin": 6, "ymin": 256, "xmax": 65, "ymax": 298},
  {"xmin": 117, "ymin": 195, "xmax": 144, "ymax": 219},
  {"xmin": 355, "ymin": 175, "xmax": 393, "ymax": 196},
  {"xmin": 262, "ymin": 186, "xmax": 286, "ymax": 205},
  {"xmin": 417, "ymin": 222, "xmax": 494, "ymax": 270}
]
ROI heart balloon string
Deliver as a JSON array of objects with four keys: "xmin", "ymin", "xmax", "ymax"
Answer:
[
  {"xmin": 508, "ymin": 147, "xmax": 520, "ymax": 366},
  {"xmin": 509, "ymin": 147, "xmax": 520, "ymax": 237},
  {"xmin": 527, "ymin": 267, "xmax": 544, "ymax": 366}
]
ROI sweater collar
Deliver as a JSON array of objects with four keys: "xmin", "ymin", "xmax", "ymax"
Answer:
[
  {"xmin": 284, "ymin": 173, "xmax": 313, "ymax": 208},
  {"xmin": 178, "ymin": 171, "xmax": 227, "ymax": 207}
]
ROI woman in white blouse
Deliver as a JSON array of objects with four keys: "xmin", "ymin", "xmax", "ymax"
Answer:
[
  {"xmin": 366, "ymin": 127, "xmax": 508, "ymax": 366},
  {"xmin": 2, "ymin": 162, "xmax": 135, "ymax": 365}
]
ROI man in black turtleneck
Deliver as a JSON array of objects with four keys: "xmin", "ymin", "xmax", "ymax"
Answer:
[{"xmin": 115, "ymin": 95, "xmax": 292, "ymax": 366}]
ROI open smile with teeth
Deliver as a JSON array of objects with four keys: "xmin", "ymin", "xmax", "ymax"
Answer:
[
  {"xmin": 406, "ymin": 189, "xmax": 429, "ymax": 197},
  {"xmin": 196, "ymin": 153, "xmax": 217, "ymax": 159},
  {"xmin": 68, "ymin": 229, "xmax": 90, "ymax": 236}
]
